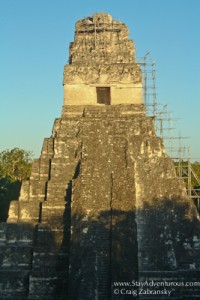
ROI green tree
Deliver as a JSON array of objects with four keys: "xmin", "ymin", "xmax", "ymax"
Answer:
[
  {"xmin": 0, "ymin": 148, "xmax": 33, "ymax": 222},
  {"xmin": 192, "ymin": 161, "xmax": 200, "ymax": 186},
  {"xmin": 0, "ymin": 148, "xmax": 32, "ymax": 181}
]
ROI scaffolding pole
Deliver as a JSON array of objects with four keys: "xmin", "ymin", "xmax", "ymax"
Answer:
[{"xmin": 138, "ymin": 52, "xmax": 200, "ymax": 211}]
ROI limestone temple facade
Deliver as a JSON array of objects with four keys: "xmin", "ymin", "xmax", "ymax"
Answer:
[
  {"xmin": 0, "ymin": 13, "xmax": 200, "ymax": 300},
  {"xmin": 63, "ymin": 13, "xmax": 142, "ymax": 106}
]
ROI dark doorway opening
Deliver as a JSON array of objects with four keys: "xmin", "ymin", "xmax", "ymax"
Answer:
[{"xmin": 96, "ymin": 87, "xmax": 111, "ymax": 105}]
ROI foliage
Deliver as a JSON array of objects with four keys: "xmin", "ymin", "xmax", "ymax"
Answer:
[
  {"xmin": 192, "ymin": 161, "xmax": 200, "ymax": 186},
  {"xmin": 0, "ymin": 148, "xmax": 33, "ymax": 181},
  {"xmin": 0, "ymin": 148, "xmax": 33, "ymax": 222},
  {"xmin": 174, "ymin": 160, "xmax": 200, "ymax": 188}
]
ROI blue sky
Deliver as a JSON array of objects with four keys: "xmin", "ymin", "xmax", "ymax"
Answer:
[{"xmin": 0, "ymin": 0, "xmax": 200, "ymax": 160}]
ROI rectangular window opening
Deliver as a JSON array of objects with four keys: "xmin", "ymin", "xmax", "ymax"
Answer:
[{"xmin": 96, "ymin": 87, "xmax": 111, "ymax": 105}]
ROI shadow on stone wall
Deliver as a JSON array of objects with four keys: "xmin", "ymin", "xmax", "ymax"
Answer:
[
  {"xmin": 0, "ymin": 178, "xmax": 21, "ymax": 222},
  {"xmin": 66, "ymin": 195, "xmax": 200, "ymax": 299},
  {"xmin": 136, "ymin": 196, "xmax": 200, "ymax": 271},
  {"xmin": 1, "ymin": 195, "xmax": 200, "ymax": 299},
  {"xmin": 52, "ymin": 194, "xmax": 200, "ymax": 299},
  {"xmin": 67, "ymin": 209, "xmax": 138, "ymax": 299},
  {"xmin": 0, "ymin": 222, "xmax": 36, "ymax": 299}
]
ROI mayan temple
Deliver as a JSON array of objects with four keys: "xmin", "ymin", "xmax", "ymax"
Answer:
[{"xmin": 1, "ymin": 13, "xmax": 200, "ymax": 300}]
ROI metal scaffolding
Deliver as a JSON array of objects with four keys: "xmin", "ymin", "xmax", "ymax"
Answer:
[{"xmin": 138, "ymin": 52, "xmax": 200, "ymax": 211}]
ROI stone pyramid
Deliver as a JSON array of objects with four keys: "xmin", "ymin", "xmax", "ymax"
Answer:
[{"xmin": 0, "ymin": 13, "xmax": 200, "ymax": 300}]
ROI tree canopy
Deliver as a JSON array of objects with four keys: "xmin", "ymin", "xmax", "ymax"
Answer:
[
  {"xmin": 0, "ymin": 148, "xmax": 33, "ymax": 181},
  {"xmin": 0, "ymin": 148, "xmax": 33, "ymax": 222}
]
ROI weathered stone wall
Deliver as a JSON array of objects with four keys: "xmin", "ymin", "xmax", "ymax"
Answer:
[
  {"xmin": 1, "ymin": 105, "xmax": 200, "ymax": 299},
  {"xmin": 68, "ymin": 105, "xmax": 140, "ymax": 299},
  {"xmin": 0, "ymin": 223, "xmax": 35, "ymax": 299},
  {"xmin": 63, "ymin": 13, "xmax": 142, "ymax": 105},
  {"xmin": 64, "ymin": 83, "xmax": 142, "ymax": 106}
]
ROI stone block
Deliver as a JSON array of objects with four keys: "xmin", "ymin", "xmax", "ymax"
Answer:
[
  {"xmin": 19, "ymin": 202, "xmax": 40, "ymax": 222},
  {"xmin": 7, "ymin": 201, "xmax": 19, "ymax": 223},
  {"xmin": 0, "ymin": 246, "xmax": 32, "ymax": 269},
  {"xmin": 27, "ymin": 276, "xmax": 57, "ymax": 296},
  {"xmin": 32, "ymin": 252, "xmax": 68, "ymax": 270},
  {"xmin": 0, "ymin": 270, "xmax": 29, "ymax": 297},
  {"xmin": 19, "ymin": 181, "xmax": 30, "ymax": 202},
  {"xmin": 34, "ymin": 225, "xmax": 65, "ymax": 251}
]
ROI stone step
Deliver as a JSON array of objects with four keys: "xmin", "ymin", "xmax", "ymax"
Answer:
[
  {"xmin": 0, "ymin": 246, "xmax": 33, "ymax": 270},
  {"xmin": 32, "ymin": 252, "xmax": 68, "ymax": 270},
  {"xmin": 139, "ymin": 271, "xmax": 200, "ymax": 298},
  {"xmin": 139, "ymin": 270, "xmax": 200, "ymax": 278},
  {"xmin": 18, "ymin": 202, "xmax": 40, "ymax": 222},
  {"xmin": 0, "ymin": 223, "xmax": 35, "ymax": 245},
  {"xmin": 34, "ymin": 226, "xmax": 65, "ymax": 251},
  {"xmin": 28, "ymin": 275, "xmax": 58, "ymax": 297},
  {"xmin": 46, "ymin": 195, "xmax": 67, "ymax": 202},
  {"xmin": 28, "ymin": 272, "xmax": 68, "ymax": 299},
  {"xmin": 0, "ymin": 270, "xmax": 30, "ymax": 297},
  {"xmin": 29, "ymin": 180, "xmax": 46, "ymax": 196},
  {"xmin": 41, "ymin": 203, "xmax": 67, "ymax": 225}
]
